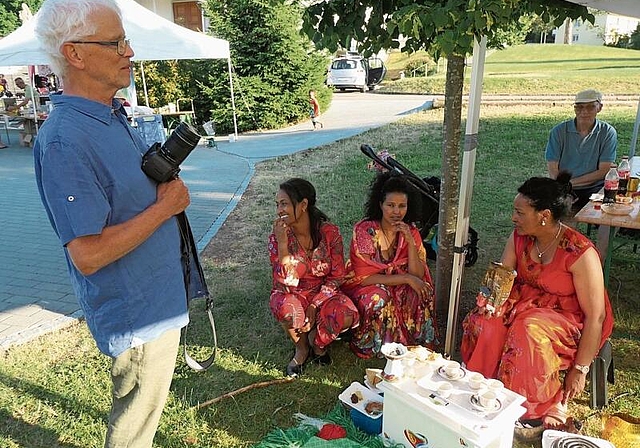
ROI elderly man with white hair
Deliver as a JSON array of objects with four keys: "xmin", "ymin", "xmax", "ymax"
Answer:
[{"xmin": 33, "ymin": 1, "xmax": 191, "ymax": 446}]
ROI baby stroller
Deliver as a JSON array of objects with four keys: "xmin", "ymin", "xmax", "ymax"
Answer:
[{"xmin": 360, "ymin": 144, "xmax": 479, "ymax": 267}]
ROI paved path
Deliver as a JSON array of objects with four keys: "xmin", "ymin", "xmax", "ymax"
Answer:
[{"xmin": 0, "ymin": 92, "xmax": 434, "ymax": 352}]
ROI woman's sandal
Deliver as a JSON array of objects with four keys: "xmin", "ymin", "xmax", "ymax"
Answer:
[
  {"xmin": 285, "ymin": 352, "xmax": 310, "ymax": 378},
  {"xmin": 310, "ymin": 351, "xmax": 331, "ymax": 366},
  {"xmin": 543, "ymin": 414, "xmax": 583, "ymax": 434}
]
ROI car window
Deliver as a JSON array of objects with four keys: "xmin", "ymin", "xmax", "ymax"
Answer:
[{"xmin": 331, "ymin": 59, "xmax": 357, "ymax": 70}]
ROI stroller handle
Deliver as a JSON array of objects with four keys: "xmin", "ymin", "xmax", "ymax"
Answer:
[{"xmin": 360, "ymin": 144, "xmax": 394, "ymax": 172}]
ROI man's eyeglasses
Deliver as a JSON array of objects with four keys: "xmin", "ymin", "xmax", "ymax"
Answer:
[
  {"xmin": 70, "ymin": 38, "xmax": 130, "ymax": 56},
  {"xmin": 574, "ymin": 102, "xmax": 599, "ymax": 112}
]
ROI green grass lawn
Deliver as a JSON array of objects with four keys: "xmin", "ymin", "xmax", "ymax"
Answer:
[
  {"xmin": 1, "ymin": 103, "xmax": 638, "ymax": 448},
  {"xmin": 381, "ymin": 44, "xmax": 640, "ymax": 94}
]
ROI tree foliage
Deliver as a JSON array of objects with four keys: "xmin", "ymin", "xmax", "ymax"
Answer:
[
  {"xmin": 132, "ymin": 61, "xmax": 183, "ymax": 109},
  {"xmin": 0, "ymin": 0, "xmax": 43, "ymax": 37},
  {"xmin": 302, "ymin": 0, "xmax": 591, "ymax": 58},
  {"xmin": 176, "ymin": 0, "xmax": 331, "ymax": 133},
  {"xmin": 631, "ymin": 25, "xmax": 640, "ymax": 50}
]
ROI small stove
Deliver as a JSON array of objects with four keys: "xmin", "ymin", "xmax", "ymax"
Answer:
[{"xmin": 542, "ymin": 430, "xmax": 615, "ymax": 448}]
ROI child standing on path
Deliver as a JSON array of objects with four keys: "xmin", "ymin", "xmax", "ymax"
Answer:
[{"xmin": 309, "ymin": 90, "xmax": 324, "ymax": 130}]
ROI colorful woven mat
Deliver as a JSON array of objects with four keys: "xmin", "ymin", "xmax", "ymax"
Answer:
[{"xmin": 253, "ymin": 403, "xmax": 403, "ymax": 448}]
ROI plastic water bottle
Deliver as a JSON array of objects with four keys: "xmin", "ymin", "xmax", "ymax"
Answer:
[
  {"xmin": 617, "ymin": 156, "xmax": 631, "ymax": 197},
  {"xmin": 603, "ymin": 164, "xmax": 619, "ymax": 204}
]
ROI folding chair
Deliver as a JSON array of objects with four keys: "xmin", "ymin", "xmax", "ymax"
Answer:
[
  {"xmin": 590, "ymin": 339, "xmax": 614, "ymax": 409},
  {"xmin": 1, "ymin": 114, "xmax": 10, "ymax": 144},
  {"xmin": 203, "ymin": 120, "xmax": 217, "ymax": 149}
]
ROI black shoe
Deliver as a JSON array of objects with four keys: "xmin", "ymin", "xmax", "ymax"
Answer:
[
  {"xmin": 311, "ymin": 352, "xmax": 331, "ymax": 366},
  {"xmin": 285, "ymin": 353, "xmax": 309, "ymax": 378},
  {"xmin": 337, "ymin": 329, "xmax": 353, "ymax": 343}
]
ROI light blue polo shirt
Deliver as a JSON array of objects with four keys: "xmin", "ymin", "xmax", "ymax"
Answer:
[
  {"xmin": 33, "ymin": 94, "xmax": 188, "ymax": 357},
  {"xmin": 545, "ymin": 118, "xmax": 617, "ymax": 189}
]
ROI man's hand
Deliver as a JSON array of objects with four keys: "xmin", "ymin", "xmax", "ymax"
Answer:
[{"xmin": 156, "ymin": 178, "xmax": 190, "ymax": 218}]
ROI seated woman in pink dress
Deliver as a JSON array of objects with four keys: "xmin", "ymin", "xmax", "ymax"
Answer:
[
  {"xmin": 461, "ymin": 172, "xmax": 614, "ymax": 432},
  {"xmin": 342, "ymin": 172, "xmax": 437, "ymax": 359},
  {"xmin": 269, "ymin": 178, "xmax": 359, "ymax": 377}
]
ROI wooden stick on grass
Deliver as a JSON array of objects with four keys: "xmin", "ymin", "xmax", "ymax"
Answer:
[{"xmin": 195, "ymin": 377, "xmax": 295, "ymax": 409}]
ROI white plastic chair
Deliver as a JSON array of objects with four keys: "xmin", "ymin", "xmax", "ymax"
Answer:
[
  {"xmin": 203, "ymin": 120, "xmax": 217, "ymax": 148},
  {"xmin": 1, "ymin": 114, "xmax": 11, "ymax": 144}
]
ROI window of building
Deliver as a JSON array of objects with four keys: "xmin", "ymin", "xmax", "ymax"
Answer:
[{"xmin": 173, "ymin": 1, "xmax": 202, "ymax": 31}]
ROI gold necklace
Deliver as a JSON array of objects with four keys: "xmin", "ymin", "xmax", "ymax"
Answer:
[
  {"xmin": 379, "ymin": 227, "xmax": 396, "ymax": 253},
  {"xmin": 534, "ymin": 224, "xmax": 562, "ymax": 259},
  {"xmin": 293, "ymin": 232, "xmax": 313, "ymax": 257}
]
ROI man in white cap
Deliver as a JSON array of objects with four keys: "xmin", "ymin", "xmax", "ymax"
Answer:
[{"xmin": 545, "ymin": 89, "xmax": 617, "ymax": 212}]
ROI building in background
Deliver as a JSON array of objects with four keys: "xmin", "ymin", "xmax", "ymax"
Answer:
[
  {"xmin": 553, "ymin": 11, "xmax": 639, "ymax": 45},
  {"xmin": 136, "ymin": 0, "xmax": 209, "ymax": 32}
]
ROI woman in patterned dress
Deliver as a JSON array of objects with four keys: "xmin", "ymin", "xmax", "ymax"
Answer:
[
  {"xmin": 269, "ymin": 178, "xmax": 358, "ymax": 377},
  {"xmin": 343, "ymin": 172, "xmax": 437, "ymax": 359},
  {"xmin": 461, "ymin": 172, "xmax": 613, "ymax": 431}
]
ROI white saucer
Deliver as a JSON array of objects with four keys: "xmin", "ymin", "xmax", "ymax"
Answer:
[
  {"xmin": 469, "ymin": 394, "xmax": 502, "ymax": 413},
  {"xmin": 437, "ymin": 365, "xmax": 466, "ymax": 381}
]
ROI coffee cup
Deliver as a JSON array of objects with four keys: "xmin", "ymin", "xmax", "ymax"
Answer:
[
  {"xmin": 444, "ymin": 361, "xmax": 461, "ymax": 378},
  {"xmin": 478, "ymin": 390, "xmax": 497, "ymax": 409},
  {"xmin": 468, "ymin": 372, "xmax": 485, "ymax": 390},
  {"xmin": 486, "ymin": 379, "xmax": 504, "ymax": 393},
  {"xmin": 437, "ymin": 382, "xmax": 453, "ymax": 398}
]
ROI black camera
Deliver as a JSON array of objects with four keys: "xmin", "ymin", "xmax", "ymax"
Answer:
[{"xmin": 142, "ymin": 122, "xmax": 201, "ymax": 183}]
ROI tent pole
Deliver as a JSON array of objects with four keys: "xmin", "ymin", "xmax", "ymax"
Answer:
[
  {"xmin": 444, "ymin": 36, "xmax": 487, "ymax": 356},
  {"xmin": 128, "ymin": 64, "xmax": 138, "ymax": 124},
  {"xmin": 29, "ymin": 68, "xmax": 39, "ymax": 133},
  {"xmin": 629, "ymin": 96, "xmax": 639, "ymax": 158},
  {"xmin": 140, "ymin": 61, "xmax": 150, "ymax": 108},
  {"xmin": 228, "ymin": 57, "xmax": 238, "ymax": 138}
]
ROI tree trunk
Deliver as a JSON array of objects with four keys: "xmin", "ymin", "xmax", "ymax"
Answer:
[
  {"xmin": 435, "ymin": 54, "xmax": 464, "ymax": 339},
  {"xmin": 563, "ymin": 17, "xmax": 573, "ymax": 45}
]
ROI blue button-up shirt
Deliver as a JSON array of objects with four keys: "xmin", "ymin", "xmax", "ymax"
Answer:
[{"xmin": 34, "ymin": 94, "xmax": 188, "ymax": 357}]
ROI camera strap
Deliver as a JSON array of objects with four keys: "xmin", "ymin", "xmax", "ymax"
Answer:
[{"xmin": 176, "ymin": 212, "xmax": 218, "ymax": 371}]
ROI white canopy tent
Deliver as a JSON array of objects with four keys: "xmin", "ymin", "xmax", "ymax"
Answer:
[
  {"xmin": 445, "ymin": 0, "xmax": 640, "ymax": 354},
  {"xmin": 0, "ymin": 0, "xmax": 238, "ymax": 136}
]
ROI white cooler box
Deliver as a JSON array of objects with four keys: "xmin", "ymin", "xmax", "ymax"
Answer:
[{"xmin": 378, "ymin": 365, "xmax": 526, "ymax": 448}]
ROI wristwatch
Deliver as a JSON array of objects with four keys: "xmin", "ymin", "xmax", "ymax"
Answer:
[{"xmin": 574, "ymin": 363, "xmax": 590, "ymax": 375}]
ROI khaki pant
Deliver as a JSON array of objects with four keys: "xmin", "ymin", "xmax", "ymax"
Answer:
[{"xmin": 105, "ymin": 329, "xmax": 181, "ymax": 448}]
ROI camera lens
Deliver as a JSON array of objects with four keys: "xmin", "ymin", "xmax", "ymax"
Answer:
[{"xmin": 162, "ymin": 122, "xmax": 201, "ymax": 165}]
